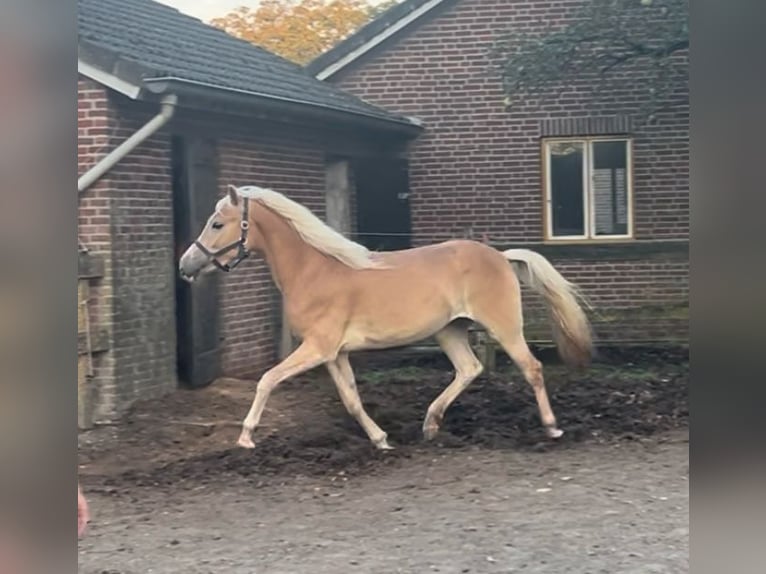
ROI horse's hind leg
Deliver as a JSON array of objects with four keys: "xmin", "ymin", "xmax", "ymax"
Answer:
[
  {"xmin": 503, "ymin": 331, "xmax": 562, "ymax": 438},
  {"xmin": 488, "ymin": 320, "xmax": 563, "ymax": 439},
  {"xmin": 474, "ymin": 284, "xmax": 563, "ymax": 439},
  {"xmin": 423, "ymin": 322, "xmax": 484, "ymax": 440},
  {"xmin": 327, "ymin": 353, "xmax": 392, "ymax": 450}
]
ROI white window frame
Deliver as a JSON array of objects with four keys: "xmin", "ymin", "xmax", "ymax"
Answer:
[{"xmin": 543, "ymin": 136, "xmax": 634, "ymax": 242}]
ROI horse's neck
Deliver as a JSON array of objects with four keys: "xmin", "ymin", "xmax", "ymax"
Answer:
[{"xmin": 255, "ymin": 206, "xmax": 328, "ymax": 297}]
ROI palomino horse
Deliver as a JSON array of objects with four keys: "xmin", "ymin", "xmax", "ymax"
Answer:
[{"xmin": 179, "ymin": 185, "xmax": 592, "ymax": 450}]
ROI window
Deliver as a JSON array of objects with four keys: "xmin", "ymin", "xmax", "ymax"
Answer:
[{"xmin": 544, "ymin": 137, "xmax": 632, "ymax": 241}]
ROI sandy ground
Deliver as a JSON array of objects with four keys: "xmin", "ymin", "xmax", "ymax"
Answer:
[{"xmin": 78, "ymin": 348, "xmax": 688, "ymax": 573}]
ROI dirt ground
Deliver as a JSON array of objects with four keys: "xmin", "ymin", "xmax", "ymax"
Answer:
[{"xmin": 78, "ymin": 348, "xmax": 688, "ymax": 574}]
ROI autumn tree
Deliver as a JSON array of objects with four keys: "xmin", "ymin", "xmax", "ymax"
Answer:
[
  {"xmin": 492, "ymin": 0, "xmax": 688, "ymax": 118},
  {"xmin": 211, "ymin": 0, "xmax": 399, "ymax": 65}
]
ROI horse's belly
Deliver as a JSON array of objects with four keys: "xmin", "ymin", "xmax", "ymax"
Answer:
[
  {"xmin": 340, "ymin": 300, "xmax": 455, "ymax": 352},
  {"xmin": 337, "ymin": 267, "xmax": 472, "ymax": 351},
  {"xmin": 341, "ymin": 326, "xmax": 438, "ymax": 351}
]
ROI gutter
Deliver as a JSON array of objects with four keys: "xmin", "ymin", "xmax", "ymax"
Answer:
[
  {"xmin": 143, "ymin": 77, "xmax": 423, "ymax": 137},
  {"xmin": 77, "ymin": 94, "xmax": 178, "ymax": 194}
]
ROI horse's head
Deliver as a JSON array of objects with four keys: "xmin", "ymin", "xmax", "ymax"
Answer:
[{"xmin": 179, "ymin": 185, "xmax": 259, "ymax": 282}]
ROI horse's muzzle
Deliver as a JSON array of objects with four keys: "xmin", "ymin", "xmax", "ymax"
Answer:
[
  {"xmin": 178, "ymin": 267, "xmax": 196, "ymax": 283},
  {"xmin": 178, "ymin": 244, "xmax": 208, "ymax": 281}
]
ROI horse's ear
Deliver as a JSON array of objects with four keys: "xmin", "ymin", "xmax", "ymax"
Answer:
[{"xmin": 227, "ymin": 185, "xmax": 239, "ymax": 206}]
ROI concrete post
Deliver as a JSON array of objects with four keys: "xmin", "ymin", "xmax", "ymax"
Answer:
[{"xmin": 325, "ymin": 160, "xmax": 352, "ymax": 235}]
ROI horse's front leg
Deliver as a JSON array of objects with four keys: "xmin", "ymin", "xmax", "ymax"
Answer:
[
  {"xmin": 327, "ymin": 353, "xmax": 392, "ymax": 450},
  {"xmin": 238, "ymin": 342, "xmax": 329, "ymax": 449}
]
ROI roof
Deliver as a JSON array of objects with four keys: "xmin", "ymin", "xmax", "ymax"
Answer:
[
  {"xmin": 307, "ymin": 0, "xmax": 451, "ymax": 80},
  {"xmin": 77, "ymin": 0, "xmax": 420, "ymax": 133}
]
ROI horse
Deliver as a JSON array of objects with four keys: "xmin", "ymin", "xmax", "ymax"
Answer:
[{"xmin": 179, "ymin": 185, "xmax": 593, "ymax": 450}]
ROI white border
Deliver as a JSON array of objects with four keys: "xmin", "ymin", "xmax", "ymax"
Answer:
[
  {"xmin": 544, "ymin": 137, "xmax": 634, "ymax": 242},
  {"xmin": 544, "ymin": 139, "xmax": 588, "ymax": 241},
  {"xmin": 78, "ymin": 59, "xmax": 142, "ymax": 99}
]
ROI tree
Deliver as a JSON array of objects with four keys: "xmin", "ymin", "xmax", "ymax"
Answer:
[
  {"xmin": 211, "ymin": 0, "xmax": 399, "ymax": 65},
  {"xmin": 492, "ymin": 0, "xmax": 688, "ymax": 117}
]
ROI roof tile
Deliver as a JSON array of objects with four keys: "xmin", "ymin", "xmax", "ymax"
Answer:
[{"xmin": 78, "ymin": 0, "xmax": 413, "ymax": 126}]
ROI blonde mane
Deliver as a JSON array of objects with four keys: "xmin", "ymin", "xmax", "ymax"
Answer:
[{"xmin": 229, "ymin": 185, "xmax": 380, "ymax": 270}]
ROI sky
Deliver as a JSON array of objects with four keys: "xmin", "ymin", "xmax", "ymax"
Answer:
[
  {"xmin": 157, "ymin": 1, "xmax": 261, "ymax": 22},
  {"xmin": 157, "ymin": 0, "xmax": 391, "ymax": 23}
]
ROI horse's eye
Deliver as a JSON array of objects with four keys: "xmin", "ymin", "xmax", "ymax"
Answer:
[{"xmin": 211, "ymin": 222, "xmax": 224, "ymax": 230}]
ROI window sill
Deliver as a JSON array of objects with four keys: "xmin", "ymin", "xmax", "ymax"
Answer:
[
  {"xmin": 495, "ymin": 239, "xmax": 689, "ymax": 261},
  {"xmin": 542, "ymin": 237, "xmax": 635, "ymax": 246}
]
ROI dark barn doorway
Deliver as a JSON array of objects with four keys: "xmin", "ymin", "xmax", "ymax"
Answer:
[
  {"xmin": 353, "ymin": 158, "xmax": 412, "ymax": 251},
  {"xmin": 171, "ymin": 135, "xmax": 222, "ymax": 388}
]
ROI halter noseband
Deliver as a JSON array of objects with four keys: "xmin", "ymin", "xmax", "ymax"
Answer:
[{"xmin": 193, "ymin": 197, "xmax": 251, "ymax": 272}]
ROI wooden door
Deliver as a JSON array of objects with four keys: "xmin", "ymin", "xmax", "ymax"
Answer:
[
  {"xmin": 172, "ymin": 136, "xmax": 221, "ymax": 388},
  {"xmin": 353, "ymin": 158, "xmax": 412, "ymax": 251}
]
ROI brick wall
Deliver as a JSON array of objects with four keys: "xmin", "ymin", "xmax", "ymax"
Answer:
[
  {"xmin": 217, "ymin": 133, "xmax": 327, "ymax": 378},
  {"xmin": 106, "ymin": 100, "xmax": 177, "ymax": 409},
  {"xmin": 78, "ymin": 78, "xmax": 177, "ymax": 420},
  {"xmin": 78, "ymin": 77, "xmax": 118, "ymax": 419},
  {"xmin": 78, "ymin": 78, "xmax": 355, "ymax": 416},
  {"xmin": 168, "ymin": 111, "xmax": 394, "ymax": 378},
  {"xmin": 326, "ymin": 0, "xmax": 689, "ymax": 343},
  {"xmin": 518, "ymin": 257, "xmax": 689, "ymax": 344}
]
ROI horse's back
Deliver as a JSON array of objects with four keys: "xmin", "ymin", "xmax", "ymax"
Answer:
[
  {"xmin": 376, "ymin": 239, "xmax": 501, "ymax": 267},
  {"xmin": 358, "ymin": 239, "xmax": 515, "ymax": 310}
]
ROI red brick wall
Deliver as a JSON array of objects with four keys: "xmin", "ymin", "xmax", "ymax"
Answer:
[
  {"xmin": 105, "ymin": 99, "xmax": 177, "ymax": 409},
  {"xmin": 78, "ymin": 77, "xmax": 177, "ymax": 420},
  {"xmin": 217, "ymin": 134, "xmax": 327, "ymax": 377},
  {"xmin": 78, "ymin": 77, "xmax": 343, "ymax": 416},
  {"xmin": 325, "ymin": 0, "xmax": 689, "ymax": 343},
  {"xmin": 78, "ymin": 77, "xmax": 118, "ymax": 419},
  {"xmin": 519, "ymin": 258, "xmax": 689, "ymax": 343},
  {"xmin": 77, "ymin": 77, "xmax": 112, "ymax": 260},
  {"xmin": 169, "ymin": 112, "xmax": 384, "ymax": 378},
  {"xmin": 332, "ymin": 0, "xmax": 689, "ymax": 243}
]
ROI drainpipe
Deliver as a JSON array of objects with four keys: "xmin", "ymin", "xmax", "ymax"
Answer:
[{"xmin": 77, "ymin": 94, "xmax": 178, "ymax": 194}]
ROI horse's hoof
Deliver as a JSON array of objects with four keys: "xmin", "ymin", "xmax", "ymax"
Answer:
[
  {"xmin": 237, "ymin": 432, "xmax": 256, "ymax": 449},
  {"xmin": 422, "ymin": 425, "xmax": 440, "ymax": 441},
  {"xmin": 375, "ymin": 437, "xmax": 394, "ymax": 451},
  {"xmin": 545, "ymin": 426, "xmax": 564, "ymax": 439}
]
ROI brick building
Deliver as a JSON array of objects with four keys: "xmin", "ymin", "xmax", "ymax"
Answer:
[
  {"xmin": 77, "ymin": 0, "xmax": 420, "ymax": 422},
  {"xmin": 308, "ymin": 0, "xmax": 689, "ymax": 345}
]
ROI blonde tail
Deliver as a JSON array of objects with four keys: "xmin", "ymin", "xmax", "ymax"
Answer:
[{"xmin": 503, "ymin": 249, "xmax": 593, "ymax": 368}]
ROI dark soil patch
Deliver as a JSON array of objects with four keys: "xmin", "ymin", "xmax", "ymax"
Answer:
[{"xmin": 79, "ymin": 347, "xmax": 688, "ymax": 495}]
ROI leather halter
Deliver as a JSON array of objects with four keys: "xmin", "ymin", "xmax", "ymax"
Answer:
[{"xmin": 193, "ymin": 197, "xmax": 251, "ymax": 272}]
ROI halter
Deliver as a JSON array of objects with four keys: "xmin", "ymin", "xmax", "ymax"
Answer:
[{"xmin": 193, "ymin": 197, "xmax": 251, "ymax": 272}]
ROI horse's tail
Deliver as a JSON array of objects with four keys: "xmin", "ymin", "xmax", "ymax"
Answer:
[{"xmin": 502, "ymin": 249, "xmax": 593, "ymax": 369}]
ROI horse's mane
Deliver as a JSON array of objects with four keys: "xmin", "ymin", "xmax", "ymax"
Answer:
[{"xmin": 230, "ymin": 185, "xmax": 381, "ymax": 270}]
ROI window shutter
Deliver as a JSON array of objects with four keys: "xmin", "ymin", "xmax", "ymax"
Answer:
[{"xmin": 591, "ymin": 141, "xmax": 629, "ymax": 236}]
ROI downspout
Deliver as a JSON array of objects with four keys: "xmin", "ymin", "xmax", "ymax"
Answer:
[
  {"xmin": 76, "ymin": 93, "xmax": 178, "ymax": 422},
  {"xmin": 78, "ymin": 94, "xmax": 178, "ymax": 194}
]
